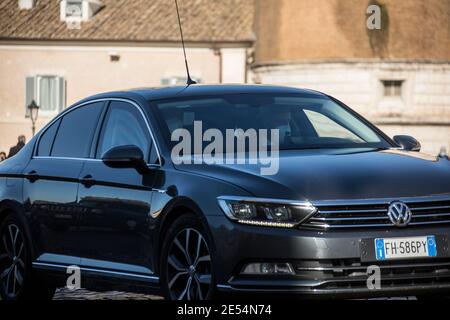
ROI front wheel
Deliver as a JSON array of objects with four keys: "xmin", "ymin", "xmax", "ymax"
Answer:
[{"xmin": 160, "ymin": 214, "xmax": 215, "ymax": 300}]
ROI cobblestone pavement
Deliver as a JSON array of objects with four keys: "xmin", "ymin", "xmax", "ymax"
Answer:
[
  {"xmin": 0, "ymin": 288, "xmax": 418, "ymax": 300},
  {"xmin": 0, "ymin": 291, "xmax": 417, "ymax": 300},
  {"xmin": 52, "ymin": 288, "xmax": 417, "ymax": 300},
  {"xmin": 53, "ymin": 288, "xmax": 163, "ymax": 300}
]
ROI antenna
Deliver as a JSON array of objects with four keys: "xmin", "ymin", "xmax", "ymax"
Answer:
[{"xmin": 174, "ymin": 0, "xmax": 196, "ymax": 86}]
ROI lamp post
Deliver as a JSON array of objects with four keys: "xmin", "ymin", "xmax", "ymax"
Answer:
[{"xmin": 28, "ymin": 100, "xmax": 40, "ymax": 136}]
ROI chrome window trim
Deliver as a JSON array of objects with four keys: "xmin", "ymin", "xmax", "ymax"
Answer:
[
  {"xmin": 33, "ymin": 98, "xmax": 162, "ymax": 166},
  {"xmin": 33, "ymin": 156, "xmax": 103, "ymax": 162}
]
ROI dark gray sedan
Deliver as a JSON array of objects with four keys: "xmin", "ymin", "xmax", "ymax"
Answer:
[{"xmin": 1, "ymin": 85, "xmax": 449, "ymax": 300}]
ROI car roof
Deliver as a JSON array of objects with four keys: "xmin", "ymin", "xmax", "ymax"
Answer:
[{"xmin": 76, "ymin": 84, "xmax": 327, "ymax": 106}]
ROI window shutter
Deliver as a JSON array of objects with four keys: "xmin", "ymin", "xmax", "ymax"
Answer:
[
  {"xmin": 25, "ymin": 76, "xmax": 36, "ymax": 117},
  {"xmin": 57, "ymin": 76, "xmax": 66, "ymax": 112}
]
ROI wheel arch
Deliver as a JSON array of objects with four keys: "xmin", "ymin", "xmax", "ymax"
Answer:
[
  {"xmin": 155, "ymin": 196, "xmax": 217, "ymax": 275},
  {"xmin": 0, "ymin": 200, "xmax": 37, "ymax": 260}
]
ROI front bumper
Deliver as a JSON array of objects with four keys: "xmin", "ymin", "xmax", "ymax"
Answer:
[{"xmin": 207, "ymin": 216, "xmax": 450, "ymax": 298}]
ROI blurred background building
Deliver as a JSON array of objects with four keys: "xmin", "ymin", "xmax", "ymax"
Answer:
[
  {"xmin": 252, "ymin": 0, "xmax": 450, "ymax": 155},
  {"xmin": 0, "ymin": 0, "xmax": 254, "ymax": 153},
  {"xmin": 0, "ymin": 0, "xmax": 449, "ymax": 155}
]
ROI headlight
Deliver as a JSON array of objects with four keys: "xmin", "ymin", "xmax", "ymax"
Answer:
[{"xmin": 217, "ymin": 196, "xmax": 316, "ymax": 228}]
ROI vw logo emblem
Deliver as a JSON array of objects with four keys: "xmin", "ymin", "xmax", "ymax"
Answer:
[{"xmin": 387, "ymin": 201, "xmax": 412, "ymax": 227}]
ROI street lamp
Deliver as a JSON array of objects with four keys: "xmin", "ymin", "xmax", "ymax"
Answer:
[{"xmin": 28, "ymin": 100, "xmax": 40, "ymax": 136}]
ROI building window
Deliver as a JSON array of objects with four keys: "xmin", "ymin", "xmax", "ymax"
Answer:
[
  {"xmin": 60, "ymin": 0, "xmax": 104, "ymax": 23},
  {"xmin": 25, "ymin": 76, "xmax": 66, "ymax": 116},
  {"xmin": 65, "ymin": 1, "xmax": 83, "ymax": 19},
  {"xmin": 382, "ymin": 80, "xmax": 403, "ymax": 97}
]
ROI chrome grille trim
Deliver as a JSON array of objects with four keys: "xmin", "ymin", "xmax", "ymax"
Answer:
[
  {"xmin": 296, "ymin": 261, "xmax": 450, "ymax": 272},
  {"xmin": 304, "ymin": 195, "xmax": 450, "ymax": 230},
  {"xmin": 310, "ymin": 216, "xmax": 390, "ymax": 221},
  {"xmin": 310, "ymin": 194, "xmax": 450, "ymax": 206},
  {"xmin": 293, "ymin": 259, "xmax": 450, "ymax": 291},
  {"xmin": 319, "ymin": 209, "xmax": 386, "ymax": 215}
]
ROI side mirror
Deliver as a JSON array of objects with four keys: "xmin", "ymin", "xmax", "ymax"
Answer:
[
  {"xmin": 393, "ymin": 135, "xmax": 421, "ymax": 152},
  {"xmin": 102, "ymin": 145, "xmax": 147, "ymax": 170}
]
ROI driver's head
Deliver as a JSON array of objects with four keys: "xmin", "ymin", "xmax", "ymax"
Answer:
[
  {"xmin": 263, "ymin": 105, "xmax": 292, "ymax": 129},
  {"xmin": 272, "ymin": 110, "xmax": 291, "ymax": 128},
  {"xmin": 259, "ymin": 105, "xmax": 293, "ymax": 144}
]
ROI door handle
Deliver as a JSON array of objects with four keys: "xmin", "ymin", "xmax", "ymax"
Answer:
[
  {"xmin": 25, "ymin": 170, "xmax": 40, "ymax": 183},
  {"xmin": 80, "ymin": 175, "xmax": 96, "ymax": 188}
]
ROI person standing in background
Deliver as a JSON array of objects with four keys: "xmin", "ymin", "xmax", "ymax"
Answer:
[
  {"xmin": 0, "ymin": 151, "xmax": 6, "ymax": 162},
  {"xmin": 8, "ymin": 135, "xmax": 26, "ymax": 158},
  {"xmin": 439, "ymin": 147, "xmax": 449, "ymax": 160}
]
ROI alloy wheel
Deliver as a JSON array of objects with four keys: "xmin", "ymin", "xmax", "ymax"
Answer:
[
  {"xmin": 0, "ymin": 223, "xmax": 26, "ymax": 299},
  {"xmin": 167, "ymin": 228, "xmax": 212, "ymax": 300}
]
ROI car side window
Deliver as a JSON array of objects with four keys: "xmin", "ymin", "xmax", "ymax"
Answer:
[
  {"xmin": 51, "ymin": 102, "xmax": 104, "ymax": 158},
  {"xmin": 97, "ymin": 101, "xmax": 152, "ymax": 161},
  {"xmin": 37, "ymin": 118, "xmax": 61, "ymax": 156}
]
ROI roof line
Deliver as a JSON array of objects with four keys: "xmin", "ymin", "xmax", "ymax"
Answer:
[
  {"xmin": 0, "ymin": 38, "xmax": 254, "ymax": 48},
  {"xmin": 252, "ymin": 59, "xmax": 450, "ymax": 68}
]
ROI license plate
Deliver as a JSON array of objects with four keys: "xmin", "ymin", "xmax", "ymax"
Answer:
[{"xmin": 375, "ymin": 236, "xmax": 437, "ymax": 260}]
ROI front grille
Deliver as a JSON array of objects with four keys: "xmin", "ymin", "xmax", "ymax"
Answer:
[
  {"xmin": 295, "ymin": 259, "xmax": 450, "ymax": 290},
  {"xmin": 303, "ymin": 196, "xmax": 450, "ymax": 230}
]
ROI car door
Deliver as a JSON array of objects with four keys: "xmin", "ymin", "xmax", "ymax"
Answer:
[
  {"xmin": 24, "ymin": 102, "xmax": 105, "ymax": 264},
  {"xmin": 77, "ymin": 100, "xmax": 161, "ymax": 275}
]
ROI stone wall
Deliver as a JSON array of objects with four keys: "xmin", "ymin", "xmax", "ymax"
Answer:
[{"xmin": 253, "ymin": 61, "xmax": 450, "ymax": 155}]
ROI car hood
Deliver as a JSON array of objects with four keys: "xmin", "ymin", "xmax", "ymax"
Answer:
[{"xmin": 175, "ymin": 149, "xmax": 450, "ymax": 201}]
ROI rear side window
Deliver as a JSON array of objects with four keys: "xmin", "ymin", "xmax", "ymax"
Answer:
[
  {"xmin": 96, "ymin": 101, "xmax": 151, "ymax": 160},
  {"xmin": 51, "ymin": 102, "xmax": 104, "ymax": 158},
  {"xmin": 37, "ymin": 119, "xmax": 61, "ymax": 156}
]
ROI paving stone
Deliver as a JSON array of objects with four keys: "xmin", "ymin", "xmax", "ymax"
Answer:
[{"xmin": 53, "ymin": 288, "xmax": 163, "ymax": 300}]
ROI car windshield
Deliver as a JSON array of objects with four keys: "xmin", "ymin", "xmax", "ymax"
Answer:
[{"xmin": 153, "ymin": 93, "xmax": 391, "ymax": 152}]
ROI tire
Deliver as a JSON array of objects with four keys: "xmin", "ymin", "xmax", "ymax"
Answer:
[
  {"xmin": 160, "ymin": 214, "xmax": 215, "ymax": 300},
  {"xmin": 0, "ymin": 212, "xmax": 56, "ymax": 300}
]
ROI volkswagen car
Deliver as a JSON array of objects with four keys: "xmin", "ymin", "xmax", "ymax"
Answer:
[{"xmin": 1, "ymin": 85, "xmax": 450, "ymax": 300}]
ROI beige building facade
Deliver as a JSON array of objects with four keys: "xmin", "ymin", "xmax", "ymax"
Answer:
[
  {"xmin": 0, "ymin": 0, "xmax": 254, "ymax": 153},
  {"xmin": 0, "ymin": 43, "xmax": 249, "ymax": 152},
  {"xmin": 252, "ymin": 0, "xmax": 450, "ymax": 155}
]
